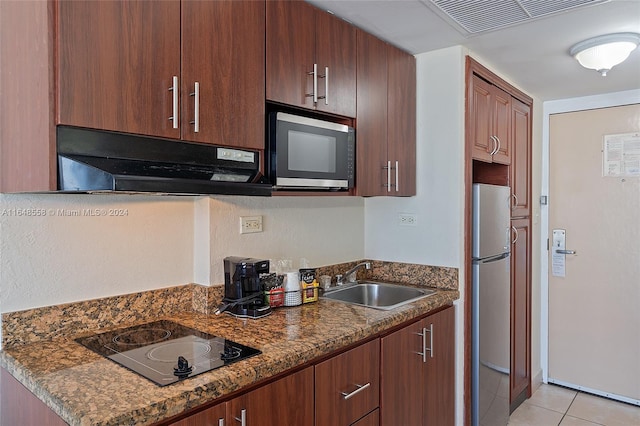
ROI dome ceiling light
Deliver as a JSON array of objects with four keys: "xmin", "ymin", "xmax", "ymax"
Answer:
[{"xmin": 569, "ymin": 32, "xmax": 640, "ymax": 76}]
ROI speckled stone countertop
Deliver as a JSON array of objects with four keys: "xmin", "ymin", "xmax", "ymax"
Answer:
[{"xmin": 1, "ymin": 262, "xmax": 459, "ymax": 426}]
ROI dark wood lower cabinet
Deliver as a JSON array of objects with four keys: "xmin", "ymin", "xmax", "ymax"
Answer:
[
  {"xmin": 380, "ymin": 306, "xmax": 455, "ymax": 426},
  {"xmin": 352, "ymin": 409, "xmax": 380, "ymax": 426},
  {"xmin": 1, "ymin": 368, "xmax": 67, "ymax": 426},
  {"xmin": 170, "ymin": 367, "xmax": 314, "ymax": 426},
  {"xmin": 169, "ymin": 402, "xmax": 225, "ymax": 426},
  {"xmin": 315, "ymin": 339, "xmax": 380, "ymax": 426}
]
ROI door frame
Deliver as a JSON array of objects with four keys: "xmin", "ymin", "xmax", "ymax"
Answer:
[{"xmin": 540, "ymin": 88, "xmax": 640, "ymax": 385}]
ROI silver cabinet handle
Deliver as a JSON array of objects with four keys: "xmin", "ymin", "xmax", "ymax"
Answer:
[
  {"xmin": 189, "ymin": 82, "xmax": 200, "ymax": 133},
  {"xmin": 417, "ymin": 324, "xmax": 434, "ymax": 361},
  {"xmin": 395, "ymin": 160, "xmax": 399, "ymax": 192},
  {"xmin": 169, "ymin": 76, "xmax": 178, "ymax": 129},
  {"xmin": 425, "ymin": 324, "xmax": 434, "ymax": 359},
  {"xmin": 387, "ymin": 161, "xmax": 391, "ymax": 192},
  {"xmin": 234, "ymin": 408, "xmax": 246, "ymax": 426},
  {"xmin": 417, "ymin": 327, "xmax": 427, "ymax": 362},
  {"xmin": 219, "ymin": 418, "xmax": 225, "ymax": 426},
  {"xmin": 317, "ymin": 67, "xmax": 328, "ymax": 104},
  {"xmin": 494, "ymin": 136, "xmax": 501, "ymax": 155},
  {"xmin": 489, "ymin": 135, "xmax": 498, "ymax": 155},
  {"xmin": 556, "ymin": 249, "xmax": 576, "ymax": 255},
  {"xmin": 307, "ymin": 64, "xmax": 318, "ymax": 104},
  {"xmin": 512, "ymin": 226, "xmax": 519, "ymax": 244},
  {"xmin": 511, "ymin": 193, "xmax": 519, "ymax": 209},
  {"xmin": 341, "ymin": 382, "xmax": 371, "ymax": 400},
  {"xmin": 324, "ymin": 66, "xmax": 329, "ymax": 105}
]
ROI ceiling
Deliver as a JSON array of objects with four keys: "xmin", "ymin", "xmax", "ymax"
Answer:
[{"xmin": 307, "ymin": 0, "xmax": 640, "ymax": 101}]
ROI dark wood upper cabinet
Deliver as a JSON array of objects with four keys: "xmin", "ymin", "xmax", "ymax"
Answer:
[
  {"xmin": 181, "ymin": 0, "xmax": 265, "ymax": 149},
  {"xmin": 314, "ymin": 10, "xmax": 357, "ymax": 117},
  {"xmin": 355, "ymin": 30, "xmax": 388, "ymax": 196},
  {"xmin": 356, "ymin": 31, "xmax": 416, "ymax": 196},
  {"xmin": 57, "ymin": 0, "xmax": 264, "ymax": 149},
  {"xmin": 469, "ymin": 75, "xmax": 512, "ymax": 165},
  {"xmin": 57, "ymin": 0, "xmax": 181, "ymax": 139},
  {"xmin": 510, "ymin": 97, "xmax": 532, "ymax": 217},
  {"xmin": 387, "ymin": 43, "xmax": 417, "ymax": 196},
  {"xmin": 266, "ymin": 0, "xmax": 356, "ymax": 118}
]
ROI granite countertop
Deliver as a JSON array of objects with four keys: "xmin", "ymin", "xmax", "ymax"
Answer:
[{"xmin": 1, "ymin": 288, "xmax": 458, "ymax": 426}]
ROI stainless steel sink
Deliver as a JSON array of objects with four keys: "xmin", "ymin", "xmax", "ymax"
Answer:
[{"xmin": 320, "ymin": 281, "xmax": 435, "ymax": 310}]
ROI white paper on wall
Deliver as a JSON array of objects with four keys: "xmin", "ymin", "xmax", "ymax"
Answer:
[{"xmin": 603, "ymin": 132, "xmax": 640, "ymax": 177}]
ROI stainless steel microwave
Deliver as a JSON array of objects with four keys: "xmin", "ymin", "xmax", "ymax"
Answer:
[{"xmin": 267, "ymin": 112, "xmax": 355, "ymax": 190}]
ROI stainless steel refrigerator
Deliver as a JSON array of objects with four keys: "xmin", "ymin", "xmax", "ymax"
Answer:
[{"xmin": 472, "ymin": 183, "xmax": 511, "ymax": 426}]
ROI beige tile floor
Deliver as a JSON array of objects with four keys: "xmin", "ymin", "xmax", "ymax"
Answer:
[{"xmin": 508, "ymin": 384, "xmax": 640, "ymax": 426}]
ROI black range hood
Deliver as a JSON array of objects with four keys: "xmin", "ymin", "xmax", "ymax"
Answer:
[{"xmin": 57, "ymin": 126, "xmax": 272, "ymax": 196}]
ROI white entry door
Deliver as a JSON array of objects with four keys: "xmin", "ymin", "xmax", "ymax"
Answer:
[{"xmin": 548, "ymin": 104, "xmax": 640, "ymax": 404}]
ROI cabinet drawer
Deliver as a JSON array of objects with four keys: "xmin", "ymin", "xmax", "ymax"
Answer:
[{"xmin": 315, "ymin": 339, "xmax": 380, "ymax": 426}]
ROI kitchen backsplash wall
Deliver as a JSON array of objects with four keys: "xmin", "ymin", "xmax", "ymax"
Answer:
[
  {"xmin": 0, "ymin": 194, "xmax": 195, "ymax": 315},
  {"xmin": 0, "ymin": 193, "xmax": 365, "ymax": 318},
  {"xmin": 195, "ymin": 195, "xmax": 365, "ymax": 286}
]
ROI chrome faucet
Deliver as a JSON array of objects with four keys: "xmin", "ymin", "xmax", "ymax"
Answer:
[{"xmin": 339, "ymin": 261, "xmax": 371, "ymax": 285}]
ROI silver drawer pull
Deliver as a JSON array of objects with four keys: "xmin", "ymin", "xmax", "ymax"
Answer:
[{"xmin": 341, "ymin": 382, "xmax": 371, "ymax": 400}]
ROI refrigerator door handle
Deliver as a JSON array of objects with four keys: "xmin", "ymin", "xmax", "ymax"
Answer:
[{"xmin": 473, "ymin": 252, "xmax": 510, "ymax": 264}]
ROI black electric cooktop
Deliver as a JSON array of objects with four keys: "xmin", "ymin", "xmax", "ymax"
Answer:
[{"xmin": 75, "ymin": 320, "xmax": 261, "ymax": 386}]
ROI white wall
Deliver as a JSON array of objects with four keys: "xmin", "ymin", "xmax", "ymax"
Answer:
[
  {"xmin": 365, "ymin": 46, "xmax": 467, "ymax": 425},
  {"xmin": 0, "ymin": 194, "xmax": 195, "ymax": 313},
  {"xmin": 195, "ymin": 195, "xmax": 365, "ymax": 285},
  {"xmin": 1, "ymin": 194, "xmax": 365, "ymax": 311}
]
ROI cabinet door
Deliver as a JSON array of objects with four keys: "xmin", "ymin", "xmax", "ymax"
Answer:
[
  {"xmin": 352, "ymin": 409, "xmax": 379, "ymax": 426},
  {"xmin": 181, "ymin": 0, "xmax": 265, "ymax": 149},
  {"xmin": 510, "ymin": 98, "xmax": 531, "ymax": 217},
  {"xmin": 380, "ymin": 319, "xmax": 425, "ymax": 426},
  {"xmin": 387, "ymin": 44, "xmax": 416, "ymax": 196},
  {"xmin": 315, "ymin": 11, "xmax": 357, "ymax": 118},
  {"xmin": 424, "ymin": 306, "xmax": 456, "ymax": 426},
  {"xmin": 227, "ymin": 367, "xmax": 314, "ymax": 426},
  {"xmin": 470, "ymin": 75, "xmax": 494, "ymax": 162},
  {"xmin": 315, "ymin": 339, "xmax": 380, "ymax": 426},
  {"xmin": 169, "ymin": 402, "xmax": 226, "ymax": 426},
  {"xmin": 491, "ymin": 85, "xmax": 512, "ymax": 165},
  {"xmin": 510, "ymin": 218, "xmax": 531, "ymax": 407},
  {"xmin": 266, "ymin": 0, "xmax": 315, "ymax": 110},
  {"xmin": 57, "ymin": 0, "xmax": 181, "ymax": 139},
  {"xmin": 355, "ymin": 30, "xmax": 388, "ymax": 196}
]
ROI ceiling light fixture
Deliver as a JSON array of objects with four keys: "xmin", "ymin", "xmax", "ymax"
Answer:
[{"xmin": 569, "ymin": 32, "xmax": 640, "ymax": 76}]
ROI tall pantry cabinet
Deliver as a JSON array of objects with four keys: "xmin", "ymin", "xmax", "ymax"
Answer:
[{"xmin": 466, "ymin": 57, "xmax": 533, "ymax": 416}]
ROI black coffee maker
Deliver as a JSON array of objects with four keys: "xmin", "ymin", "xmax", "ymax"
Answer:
[{"xmin": 221, "ymin": 257, "xmax": 272, "ymax": 319}]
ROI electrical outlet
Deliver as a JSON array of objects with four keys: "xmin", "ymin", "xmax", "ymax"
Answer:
[
  {"xmin": 240, "ymin": 215, "xmax": 263, "ymax": 234},
  {"xmin": 398, "ymin": 213, "xmax": 417, "ymax": 226}
]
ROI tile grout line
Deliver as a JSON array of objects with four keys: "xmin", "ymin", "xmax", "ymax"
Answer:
[{"xmin": 557, "ymin": 391, "xmax": 580, "ymax": 425}]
